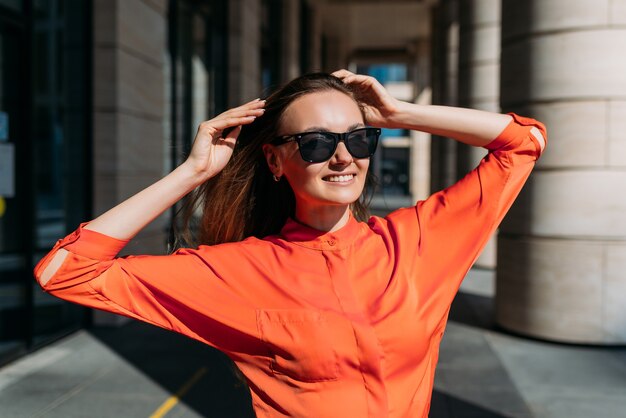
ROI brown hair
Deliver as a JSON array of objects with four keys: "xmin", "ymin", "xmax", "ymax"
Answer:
[{"xmin": 176, "ymin": 73, "xmax": 376, "ymax": 247}]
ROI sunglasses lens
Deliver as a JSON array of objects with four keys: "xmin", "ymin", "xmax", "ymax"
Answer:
[
  {"xmin": 346, "ymin": 128, "xmax": 378, "ymax": 158},
  {"xmin": 295, "ymin": 128, "xmax": 380, "ymax": 162},
  {"xmin": 299, "ymin": 133, "xmax": 335, "ymax": 162}
]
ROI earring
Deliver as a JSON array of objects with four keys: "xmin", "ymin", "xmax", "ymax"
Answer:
[{"xmin": 273, "ymin": 174, "xmax": 281, "ymax": 182}]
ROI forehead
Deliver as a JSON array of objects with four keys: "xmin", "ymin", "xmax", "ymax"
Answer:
[{"xmin": 280, "ymin": 90, "xmax": 363, "ymax": 133}]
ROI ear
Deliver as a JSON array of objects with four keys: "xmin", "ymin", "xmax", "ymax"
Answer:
[{"xmin": 262, "ymin": 144, "xmax": 283, "ymax": 177}]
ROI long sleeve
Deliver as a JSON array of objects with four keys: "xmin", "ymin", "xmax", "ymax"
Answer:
[
  {"xmin": 33, "ymin": 225, "xmax": 260, "ymax": 355},
  {"xmin": 386, "ymin": 113, "xmax": 546, "ymax": 327}
]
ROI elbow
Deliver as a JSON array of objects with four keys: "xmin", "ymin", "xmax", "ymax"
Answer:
[
  {"xmin": 530, "ymin": 126, "xmax": 546, "ymax": 154},
  {"xmin": 35, "ymin": 267, "xmax": 52, "ymax": 289},
  {"xmin": 34, "ymin": 248, "xmax": 70, "ymax": 289}
]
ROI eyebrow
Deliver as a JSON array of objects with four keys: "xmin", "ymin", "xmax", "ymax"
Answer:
[{"xmin": 300, "ymin": 122, "xmax": 366, "ymax": 133}]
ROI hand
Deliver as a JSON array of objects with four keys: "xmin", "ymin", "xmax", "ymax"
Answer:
[
  {"xmin": 332, "ymin": 69, "xmax": 401, "ymax": 128},
  {"xmin": 183, "ymin": 99, "xmax": 265, "ymax": 182}
]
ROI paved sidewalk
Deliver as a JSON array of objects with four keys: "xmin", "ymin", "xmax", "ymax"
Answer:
[{"xmin": 0, "ymin": 268, "xmax": 625, "ymax": 417}]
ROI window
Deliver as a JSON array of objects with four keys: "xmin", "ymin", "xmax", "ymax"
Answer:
[{"xmin": 355, "ymin": 63, "xmax": 413, "ymax": 197}]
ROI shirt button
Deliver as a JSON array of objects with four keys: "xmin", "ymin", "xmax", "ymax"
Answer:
[{"xmin": 328, "ymin": 240, "xmax": 336, "ymax": 246}]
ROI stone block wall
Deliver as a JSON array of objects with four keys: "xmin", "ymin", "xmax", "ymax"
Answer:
[
  {"xmin": 93, "ymin": 0, "xmax": 168, "ymax": 259},
  {"xmin": 497, "ymin": 0, "xmax": 626, "ymax": 344},
  {"xmin": 92, "ymin": 0, "xmax": 168, "ymax": 325},
  {"xmin": 457, "ymin": 0, "xmax": 501, "ymax": 268}
]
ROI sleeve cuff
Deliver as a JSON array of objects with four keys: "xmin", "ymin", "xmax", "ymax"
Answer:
[
  {"xmin": 61, "ymin": 222, "xmax": 130, "ymax": 260},
  {"xmin": 484, "ymin": 113, "xmax": 547, "ymax": 157}
]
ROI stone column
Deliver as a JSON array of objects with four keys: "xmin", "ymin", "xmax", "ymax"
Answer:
[
  {"xmin": 93, "ymin": 0, "xmax": 168, "ymax": 255},
  {"xmin": 410, "ymin": 40, "xmax": 432, "ymax": 202},
  {"xmin": 280, "ymin": 0, "xmax": 301, "ymax": 82},
  {"xmin": 457, "ymin": 0, "xmax": 501, "ymax": 268},
  {"xmin": 497, "ymin": 0, "xmax": 626, "ymax": 343},
  {"xmin": 307, "ymin": 1, "xmax": 323, "ymax": 72},
  {"xmin": 430, "ymin": 0, "xmax": 459, "ymax": 192},
  {"xmin": 227, "ymin": 0, "xmax": 261, "ymax": 106},
  {"xmin": 92, "ymin": 0, "xmax": 168, "ymax": 324}
]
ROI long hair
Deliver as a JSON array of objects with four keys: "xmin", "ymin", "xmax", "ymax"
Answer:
[{"xmin": 176, "ymin": 73, "xmax": 376, "ymax": 247}]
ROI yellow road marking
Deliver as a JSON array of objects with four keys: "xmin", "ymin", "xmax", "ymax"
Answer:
[{"xmin": 149, "ymin": 367, "xmax": 207, "ymax": 418}]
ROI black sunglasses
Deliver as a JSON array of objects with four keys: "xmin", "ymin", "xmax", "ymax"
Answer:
[{"xmin": 271, "ymin": 127, "xmax": 381, "ymax": 163}]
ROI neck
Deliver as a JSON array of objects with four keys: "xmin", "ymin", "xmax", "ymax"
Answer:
[{"xmin": 294, "ymin": 203, "xmax": 351, "ymax": 232}]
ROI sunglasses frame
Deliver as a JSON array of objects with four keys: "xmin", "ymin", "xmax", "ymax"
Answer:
[{"xmin": 271, "ymin": 127, "xmax": 381, "ymax": 163}]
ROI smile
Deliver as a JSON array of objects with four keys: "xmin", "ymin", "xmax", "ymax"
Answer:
[{"xmin": 323, "ymin": 174, "xmax": 355, "ymax": 183}]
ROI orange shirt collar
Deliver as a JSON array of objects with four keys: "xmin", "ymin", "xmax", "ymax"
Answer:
[{"xmin": 279, "ymin": 212, "xmax": 361, "ymax": 251}]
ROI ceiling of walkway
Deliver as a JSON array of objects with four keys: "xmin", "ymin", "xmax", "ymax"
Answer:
[{"xmin": 319, "ymin": 0, "xmax": 434, "ymax": 51}]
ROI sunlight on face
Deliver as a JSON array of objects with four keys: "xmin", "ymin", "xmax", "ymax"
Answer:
[{"xmin": 276, "ymin": 90, "xmax": 369, "ymax": 211}]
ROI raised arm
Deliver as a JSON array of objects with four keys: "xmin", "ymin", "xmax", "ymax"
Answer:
[
  {"xmin": 332, "ymin": 69, "xmax": 545, "ymax": 150},
  {"xmin": 334, "ymin": 69, "xmax": 547, "ymax": 325},
  {"xmin": 37, "ymin": 99, "xmax": 265, "ymax": 286}
]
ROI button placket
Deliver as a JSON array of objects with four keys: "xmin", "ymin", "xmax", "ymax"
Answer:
[{"xmin": 323, "ymin": 249, "xmax": 389, "ymax": 417}]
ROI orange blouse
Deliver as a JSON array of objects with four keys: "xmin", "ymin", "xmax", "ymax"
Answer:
[{"xmin": 35, "ymin": 114, "xmax": 546, "ymax": 418}]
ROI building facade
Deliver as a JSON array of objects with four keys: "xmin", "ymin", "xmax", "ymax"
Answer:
[{"xmin": 1, "ymin": 0, "xmax": 624, "ymax": 366}]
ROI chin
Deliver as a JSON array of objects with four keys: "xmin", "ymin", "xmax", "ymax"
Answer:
[{"xmin": 318, "ymin": 190, "xmax": 363, "ymax": 206}]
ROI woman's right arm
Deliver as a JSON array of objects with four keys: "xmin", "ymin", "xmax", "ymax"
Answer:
[
  {"xmin": 33, "ymin": 100, "xmax": 266, "ymax": 350},
  {"xmin": 37, "ymin": 99, "xmax": 265, "ymax": 286}
]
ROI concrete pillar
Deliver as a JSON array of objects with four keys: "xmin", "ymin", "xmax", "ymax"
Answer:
[
  {"xmin": 227, "ymin": 0, "xmax": 261, "ymax": 106},
  {"xmin": 497, "ymin": 0, "xmax": 626, "ymax": 344},
  {"xmin": 410, "ymin": 40, "xmax": 432, "ymax": 202},
  {"xmin": 93, "ymin": 0, "xmax": 168, "ymax": 254},
  {"xmin": 307, "ymin": 1, "xmax": 323, "ymax": 72},
  {"xmin": 430, "ymin": 0, "xmax": 459, "ymax": 191},
  {"xmin": 457, "ymin": 0, "xmax": 501, "ymax": 269},
  {"xmin": 92, "ymin": 0, "xmax": 168, "ymax": 324},
  {"xmin": 280, "ymin": 0, "xmax": 301, "ymax": 82},
  {"xmin": 323, "ymin": 35, "xmax": 349, "ymax": 73}
]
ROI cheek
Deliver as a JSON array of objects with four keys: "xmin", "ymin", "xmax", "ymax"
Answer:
[
  {"xmin": 281, "ymin": 155, "xmax": 318, "ymax": 185},
  {"xmin": 354, "ymin": 159, "xmax": 370, "ymax": 179},
  {"xmin": 281, "ymin": 144, "xmax": 304, "ymax": 167},
  {"xmin": 286, "ymin": 164, "xmax": 323, "ymax": 187}
]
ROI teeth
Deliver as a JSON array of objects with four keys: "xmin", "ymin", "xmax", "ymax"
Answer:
[{"xmin": 325, "ymin": 174, "xmax": 354, "ymax": 182}]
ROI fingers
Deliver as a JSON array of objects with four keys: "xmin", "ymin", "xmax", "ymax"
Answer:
[
  {"xmin": 233, "ymin": 98, "xmax": 266, "ymax": 112},
  {"xmin": 224, "ymin": 125, "xmax": 242, "ymax": 142},
  {"xmin": 226, "ymin": 108, "xmax": 265, "ymax": 119},
  {"xmin": 206, "ymin": 115, "xmax": 257, "ymax": 133},
  {"xmin": 332, "ymin": 69, "xmax": 372, "ymax": 85},
  {"xmin": 220, "ymin": 99, "xmax": 265, "ymax": 119},
  {"xmin": 332, "ymin": 69, "xmax": 354, "ymax": 79},
  {"xmin": 198, "ymin": 99, "xmax": 266, "ymax": 137}
]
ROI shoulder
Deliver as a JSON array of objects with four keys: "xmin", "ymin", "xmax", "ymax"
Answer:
[
  {"xmin": 172, "ymin": 235, "xmax": 280, "ymax": 265},
  {"xmin": 372, "ymin": 206, "xmax": 419, "ymax": 231},
  {"xmin": 365, "ymin": 208, "xmax": 420, "ymax": 248}
]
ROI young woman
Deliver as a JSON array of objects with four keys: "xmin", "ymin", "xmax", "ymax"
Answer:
[{"xmin": 35, "ymin": 70, "xmax": 546, "ymax": 417}]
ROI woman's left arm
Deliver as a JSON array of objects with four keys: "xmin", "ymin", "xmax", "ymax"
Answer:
[
  {"xmin": 333, "ymin": 69, "xmax": 545, "ymax": 150},
  {"xmin": 335, "ymin": 69, "xmax": 547, "ymax": 321}
]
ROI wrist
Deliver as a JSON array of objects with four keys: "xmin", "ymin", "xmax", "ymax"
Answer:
[
  {"xmin": 387, "ymin": 100, "xmax": 419, "ymax": 130},
  {"xmin": 176, "ymin": 161, "xmax": 210, "ymax": 191}
]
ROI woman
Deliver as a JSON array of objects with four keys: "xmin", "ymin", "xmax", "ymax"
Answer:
[{"xmin": 35, "ymin": 70, "xmax": 546, "ymax": 417}]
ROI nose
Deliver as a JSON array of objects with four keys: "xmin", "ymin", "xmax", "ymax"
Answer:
[{"xmin": 329, "ymin": 141, "xmax": 353, "ymax": 165}]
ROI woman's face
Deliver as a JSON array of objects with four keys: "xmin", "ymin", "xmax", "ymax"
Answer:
[{"xmin": 266, "ymin": 90, "xmax": 370, "ymax": 211}]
